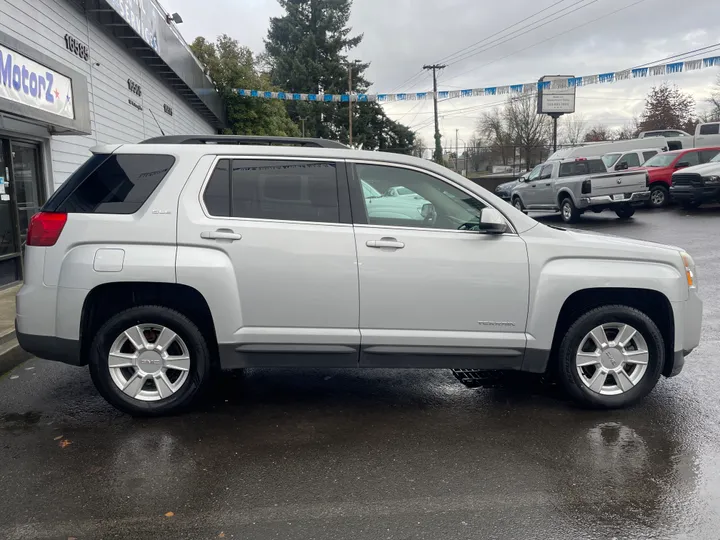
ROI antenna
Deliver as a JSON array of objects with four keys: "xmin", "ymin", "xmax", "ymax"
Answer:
[{"xmin": 149, "ymin": 109, "xmax": 165, "ymax": 136}]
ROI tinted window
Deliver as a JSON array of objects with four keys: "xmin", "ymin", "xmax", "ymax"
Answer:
[
  {"xmin": 642, "ymin": 151, "xmax": 658, "ymax": 162},
  {"xmin": 45, "ymin": 154, "xmax": 174, "ymax": 214},
  {"xmin": 617, "ymin": 153, "xmax": 640, "ymax": 169},
  {"xmin": 355, "ymin": 164, "xmax": 488, "ymax": 230},
  {"xmin": 203, "ymin": 159, "xmax": 230, "ymax": 217},
  {"xmin": 558, "ymin": 159, "xmax": 606, "ymax": 177},
  {"xmin": 539, "ymin": 164, "xmax": 553, "ymax": 180},
  {"xmin": 699, "ymin": 150, "xmax": 720, "ymax": 163},
  {"xmin": 679, "ymin": 152, "xmax": 700, "ymax": 167},
  {"xmin": 699, "ymin": 124, "xmax": 720, "ymax": 135},
  {"xmin": 227, "ymin": 160, "xmax": 339, "ymax": 223}
]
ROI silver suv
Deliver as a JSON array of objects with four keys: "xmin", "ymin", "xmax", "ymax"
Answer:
[{"xmin": 16, "ymin": 136, "xmax": 703, "ymax": 416}]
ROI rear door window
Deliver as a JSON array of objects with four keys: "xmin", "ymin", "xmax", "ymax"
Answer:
[{"xmin": 44, "ymin": 154, "xmax": 175, "ymax": 214}]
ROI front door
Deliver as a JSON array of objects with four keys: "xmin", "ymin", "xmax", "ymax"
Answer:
[
  {"xmin": 177, "ymin": 156, "xmax": 360, "ymax": 367},
  {"xmin": 531, "ymin": 163, "xmax": 556, "ymax": 206},
  {"xmin": 349, "ymin": 162, "xmax": 529, "ymax": 368},
  {"xmin": 0, "ymin": 140, "xmax": 21, "ymax": 286}
]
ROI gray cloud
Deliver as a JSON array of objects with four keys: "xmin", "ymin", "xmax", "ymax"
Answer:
[{"xmin": 162, "ymin": 0, "xmax": 719, "ymax": 146}]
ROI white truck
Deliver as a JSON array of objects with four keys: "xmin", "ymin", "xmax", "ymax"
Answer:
[{"xmin": 511, "ymin": 157, "xmax": 650, "ymax": 223}]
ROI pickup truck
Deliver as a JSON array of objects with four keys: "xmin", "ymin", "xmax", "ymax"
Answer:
[
  {"xmin": 669, "ymin": 151, "xmax": 720, "ymax": 208},
  {"xmin": 511, "ymin": 158, "xmax": 650, "ymax": 223},
  {"xmin": 634, "ymin": 146, "xmax": 720, "ymax": 207}
]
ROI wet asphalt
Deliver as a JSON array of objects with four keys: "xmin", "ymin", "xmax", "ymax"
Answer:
[{"xmin": 2, "ymin": 207, "xmax": 720, "ymax": 540}]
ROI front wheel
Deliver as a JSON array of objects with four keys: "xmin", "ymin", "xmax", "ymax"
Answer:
[
  {"xmin": 648, "ymin": 185, "xmax": 669, "ymax": 208},
  {"xmin": 89, "ymin": 306, "xmax": 212, "ymax": 416},
  {"xmin": 615, "ymin": 205, "xmax": 635, "ymax": 219},
  {"xmin": 557, "ymin": 305, "xmax": 664, "ymax": 409},
  {"xmin": 560, "ymin": 198, "xmax": 580, "ymax": 223},
  {"xmin": 513, "ymin": 197, "xmax": 527, "ymax": 214}
]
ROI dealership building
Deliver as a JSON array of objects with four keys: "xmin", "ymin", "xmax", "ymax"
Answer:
[{"xmin": 0, "ymin": 0, "xmax": 225, "ymax": 285}]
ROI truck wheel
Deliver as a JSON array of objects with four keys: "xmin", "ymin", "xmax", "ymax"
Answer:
[
  {"xmin": 615, "ymin": 205, "xmax": 635, "ymax": 219},
  {"xmin": 648, "ymin": 185, "xmax": 668, "ymax": 208},
  {"xmin": 557, "ymin": 305, "xmax": 664, "ymax": 409},
  {"xmin": 89, "ymin": 305, "xmax": 212, "ymax": 417},
  {"xmin": 560, "ymin": 197, "xmax": 580, "ymax": 223},
  {"xmin": 512, "ymin": 197, "xmax": 527, "ymax": 214}
]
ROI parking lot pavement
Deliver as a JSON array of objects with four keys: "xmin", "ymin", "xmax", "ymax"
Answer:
[{"xmin": 2, "ymin": 208, "xmax": 720, "ymax": 540}]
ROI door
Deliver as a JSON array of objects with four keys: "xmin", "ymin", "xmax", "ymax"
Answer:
[
  {"xmin": 531, "ymin": 163, "xmax": 556, "ymax": 205},
  {"xmin": 515, "ymin": 164, "xmax": 542, "ymax": 205},
  {"xmin": 177, "ymin": 157, "xmax": 360, "ymax": 367},
  {"xmin": 0, "ymin": 140, "xmax": 21, "ymax": 286},
  {"xmin": 10, "ymin": 142, "xmax": 43, "ymax": 246},
  {"xmin": 349, "ymin": 162, "xmax": 530, "ymax": 368}
]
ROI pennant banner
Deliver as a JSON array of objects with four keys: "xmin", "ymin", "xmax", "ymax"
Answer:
[{"xmin": 234, "ymin": 54, "xmax": 720, "ymax": 103}]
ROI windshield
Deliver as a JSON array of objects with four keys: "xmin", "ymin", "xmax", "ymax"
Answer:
[
  {"xmin": 602, "ymin": 153, "xmax": 622, "ymax": 168},
  {"xmin": 712, "ymin": 153, "xmax": 720, "ymax": 163},
  {"xmin": 361, "ymin": 180, "xmax": 382, "ymax": 198},
  {"xmin": 642, "ymin": 153, "xmax": 677, "ymax": 167}
]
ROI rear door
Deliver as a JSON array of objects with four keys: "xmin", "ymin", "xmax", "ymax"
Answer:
[{"xmin": 176, "ymin": 156, "xmax": 360, "ymax": 368}]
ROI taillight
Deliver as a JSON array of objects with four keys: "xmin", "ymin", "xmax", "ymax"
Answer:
[
  {"xmin": 26, "ymin": 212, "xmax": 67, "ymax": 246},
  {"xmin": 581, "ymin": 179, "xmax": 591, "ymax": 194},
  {"xmin": 646, "ymin": 172, "xmax": 650, "ymax": 187}
]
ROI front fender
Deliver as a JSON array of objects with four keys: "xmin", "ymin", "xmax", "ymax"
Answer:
[{"xmin": 526, "ymin": 257, "xmax": 684, "ymax": 351}]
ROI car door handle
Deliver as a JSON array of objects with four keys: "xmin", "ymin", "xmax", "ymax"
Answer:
[
  {"xmin": 529, "ymin": 183, "xmax": 537, "ymax": 187},
  {"xmin": 201, "ymin": 229, "xmax": 242, "ymax": 241},
  {"xmin": 366, "ymin": 238, "xmax": 405, "ymax": 249},
  {"xmin": 545, "ymin": 183, "xmax": 551, "ymax": 186}
]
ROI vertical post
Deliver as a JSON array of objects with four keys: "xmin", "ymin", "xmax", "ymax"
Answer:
[
  {"xmin": 455, "ymin": 129, "xmax": 459, "ymax": 172},
  {"xmin": 300, "ymin": 117, "xmax": 307, "ymax": 138},
  {"xmin": 553, "ymin": 115, "xmax": 558, "ymax": 153},
  {"xmin": 348, "ymin": 65, "xmax": 353, "ymax": 146},
  {"xmin": 423, "ymin": 64, "xmax": 446, "ymax": 164}
]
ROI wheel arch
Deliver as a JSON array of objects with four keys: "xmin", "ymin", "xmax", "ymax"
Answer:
[
  {"xmin": 79, "ymin": 282, "xmax": 219, "ymax": 368},
  {"xmin": 557, "ymin": 188, "xmax": 575, "ymax": 206}
]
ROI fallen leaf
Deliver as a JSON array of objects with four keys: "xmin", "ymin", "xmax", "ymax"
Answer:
[
  {"xmin": 9, "ymin": 375, "xmax": 18, "ymax": 380},
  {"xmin": 25, "ymin": 366, "xmax": 35, "ymax": 371},
  {"xmin": 219, "ymin": 533, "xmax": 225, "ymax": 538},
  {"xmin": 54, "ymin": 435, "xmax": 63, "ymax": 440},
  {"xmin": 59, "ymin": 439, "xmax": 72, "ymax": 448},
  {"xmin": 164, "ymin": 512, "xmax": 174, "ymax": 518}
]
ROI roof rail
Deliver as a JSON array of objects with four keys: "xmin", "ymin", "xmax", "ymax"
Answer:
[{"xmin": 140, "ymin": 135, "xmax": 348, "ymax": 149}]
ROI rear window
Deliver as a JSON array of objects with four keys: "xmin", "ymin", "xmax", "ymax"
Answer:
[
  {"xmin": 559, "ymin": 159, "xmax": 606, "ymax": 177},
  {"xmin": 44, "ymin": 154, "xmax": 175, "ymax": 214},
  {"xmin": 699, "ymin": 123, "xmax": 720, "ymax": 135}
]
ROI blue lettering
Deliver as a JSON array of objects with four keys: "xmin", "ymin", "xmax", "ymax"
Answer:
[
  {"xmin": 0, "ymin": 52, "xmax": 10, "ymax": 87},
  {"xmin": 38, "ymin": 75, "xmax": 46, "ymax": 100},
  {"xmin": 29, "ymin": 72, "xmax": 37, "ymax": 97},
  {"xmin": 44, "ymin": 72, "xmax": 54, "ymax": 103},
  {"xmin": 12, "ymin": 65, "xmax": 20, "ymax": 90},
  {"xmin": 21, "ymin": 65, "xmax": 28, "ymax": 94}
]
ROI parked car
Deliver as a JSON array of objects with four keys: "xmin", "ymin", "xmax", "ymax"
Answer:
[
  {"xmin": 601, "ymin": 148, "xmax": 663, "ymax": 172},
  {"xmin": 16, "ymin": 135, "xmax": 702, "ymax": 415},
  {"xmin": 638, "ymin": 129, "xmax": 691, "ymax": 139},
  {"xmin": 494, "ymin": 173, "xmax": 527, "ymax": 201},
  {"xmin": 363, "ymin": 181, "xmax": 431, "ymax": 221},
  {"xmin": 511, "ymin": 157, "xmax": 650, "ymax": 223},
  {"xmin": 669, "ymin": 152, "xmax": 720, "ymax": 208},
  {"xmin": 548, "ymin": 139, "xmax": 671, "ymax": 161},
  {"xmin": 634, "ymin": 147, "xmax": 720, "ymax": 207}
]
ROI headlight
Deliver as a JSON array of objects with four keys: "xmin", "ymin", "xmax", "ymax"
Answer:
[
  {"xmin": 704, "ymin": 175, "xmax": 720, "ymax": 185},
  {"xmin": 680, "ymin": 251, "xmax": 696, "ymax": 289}
]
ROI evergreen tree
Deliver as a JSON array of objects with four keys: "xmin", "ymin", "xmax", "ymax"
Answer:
[
  {"xmin": 264, "ymin": 0, "xmax": 415, "ymax": 151},
  {"xmin": 638, "ymin": 83, "xmax": 695, "ymax": 134}
]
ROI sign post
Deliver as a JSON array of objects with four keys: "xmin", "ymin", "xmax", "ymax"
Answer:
[{"xmin": 537, "ymin": 75, "xmax": 576, "ymax": 153}]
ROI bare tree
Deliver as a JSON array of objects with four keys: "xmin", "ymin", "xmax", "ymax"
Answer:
[
  {"xmin": 411, "ymin": 136, "xmax": 426, "ymax": 158},
  {"xmin": 708, "ymin": 75, "xmax": 720, "ymax": 122},
  {"xmin": 560, "ymin": 113, "xmax": 588, "ymax": 146},
  {"xmin": 584, "ymin": 124, "xmax": 615, "ymax": 142},
  {"xmin": 505, "ymin": 95, "xmax": 551, "ymax": 170},
  {"xmin": 477, "ymin": 108, "xmax": 514, "ymax": 166}
]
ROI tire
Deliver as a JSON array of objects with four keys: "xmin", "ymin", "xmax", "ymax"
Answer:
[
  {"xmin": 512, "ymin": 197, "xmax": 527, "ymax": 214},
  {"xmin": 615, "ymin": 205, "xmax": 635, "ymax": 219},
  {"xmin": 680, "ymin": 200, "xmax": 701, "ymax": 210},
  {"xmin": 89, "ymin": 305, "xmax": 212, "ymax": 416},
  {"xmin": 557, "ymin": 305, "xmax": 664, "ymax": 409},
  {"xmin": 560, "ymin": 197, "xmax": 580, "ymax": 223},
  {"xmin": 648, "ymin": 185, "xmax": 669, "ymax": 208}
]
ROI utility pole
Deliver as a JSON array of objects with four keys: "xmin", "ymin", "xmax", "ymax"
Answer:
[
  {"xmin": 423, "ymin": 64, "xmax": 446, "ymax": 164},
  {"xmin": 299, "ymin": 117, "xmax": 308, "ymax": 138},
  {"xmin": 348, "ymin": 65, "xmax": 353, "ymax": 146},
  {"xmin": 455, "ymin": 129, "xmax": 459, "ymax": 172}
]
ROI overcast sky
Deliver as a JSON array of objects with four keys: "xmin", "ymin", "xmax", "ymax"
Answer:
[{"xmin": 162, "ymin": 0, "xmax": 719, "ymax": 149}]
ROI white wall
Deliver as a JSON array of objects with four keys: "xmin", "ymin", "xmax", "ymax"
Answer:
[{"xmin": 0, "ymin": 0, "xmax": 216, "ymax": 190}]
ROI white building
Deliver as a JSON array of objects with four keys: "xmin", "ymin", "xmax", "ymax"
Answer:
[{"xmin": 0, "ymin": 0, "xmax": 225, "ymax": 285}]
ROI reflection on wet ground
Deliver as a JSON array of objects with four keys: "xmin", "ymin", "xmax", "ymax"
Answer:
[{"xmin": 1, "ymin": 208, "xmax": 720, "ymax": 539}]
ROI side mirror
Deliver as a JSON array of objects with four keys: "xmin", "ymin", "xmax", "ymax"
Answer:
[
  {"xmin": 478, "ymin": 208, "xmax": 508, "ymax": 234},
  {"xmin": 676, "ymin": 161, "xmax": 690, "ymax": 169},
  {"xmin": 420, "ymin": 203, "xmax": 436, "ymax": 220},
  {"xmin": 616, "ymin": 162, "xmax": 629, "ymax": 171}
]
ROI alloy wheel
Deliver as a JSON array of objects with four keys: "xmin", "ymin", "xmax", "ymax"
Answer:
[{"xmin": 107, "ymin": 324, "xmax": 191, "ymax": 401}]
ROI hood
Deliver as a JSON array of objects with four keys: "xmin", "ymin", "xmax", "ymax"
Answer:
[
  {"xmin": 675, "ymin": 162, "xmax": 720, "ymax": 176},
  {"xmin": 496, "ymin": 180, "xmax": 518, "ymax": 191}
]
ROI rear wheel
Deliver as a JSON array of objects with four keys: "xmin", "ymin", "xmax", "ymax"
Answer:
[
  {"xmin": 560, "ymin": 197, "xmax": 580, "ymax": 223},
  {"xmin": 615, "ymin": 205, "xmax": 635, "ymax": 219},
  {"xmin": 557, "ymin": 305, "xmax": 664, "ymax": 409},
  {"xmin": 513, "ymin": 197, "xmax": 527, "ymax": 214},
  {"xmin": 89, "ymin": 305, "xmax": 212, "ymax": 416},
  {"xmin": 648, "ymin": 185, "xmax": 669, "ymax": 208}
]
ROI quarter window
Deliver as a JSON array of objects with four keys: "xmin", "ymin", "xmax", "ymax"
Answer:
[
  {"xmin": 202, "ymin": 159, "xmax": 340, "ymax": 224},
  {"xmin": 354, "ymin": 164, "xmax": 488, "ymax": 231}
]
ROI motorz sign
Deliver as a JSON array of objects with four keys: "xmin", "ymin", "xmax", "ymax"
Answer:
[{"xmin": 0, "ymin": 45, "xmax": 75, "ymax": 120}]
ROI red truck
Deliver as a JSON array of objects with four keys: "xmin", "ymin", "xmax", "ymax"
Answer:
[{"xmin": 637, "ymin": 146, "xmax": 720, "ymax": 207}]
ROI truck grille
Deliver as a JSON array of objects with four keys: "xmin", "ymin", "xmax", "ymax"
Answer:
[{"xmin": 673, "ymin": 173, "xmax": 703, "ymax": 187}]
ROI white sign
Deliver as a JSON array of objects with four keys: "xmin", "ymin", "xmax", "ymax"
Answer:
[
  {"xmin": 537, "ymin": 75, "xmax": 576, "ymax": 115},
  {"xmin": 105, "ymin": 0, "xmax": 160, "ymax": 53},
  {"xmin": 0, "ymin": 45, "xmax": 74, "ymax": 120}
]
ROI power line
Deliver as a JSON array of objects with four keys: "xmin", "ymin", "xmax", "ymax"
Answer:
[
  {"xmin": 441, "ymin": 0, "xmax": 651, "ymax": 85},
  {"xmin": 630, "ymin": 42, "xmax": 720, "ymax": 69}
]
